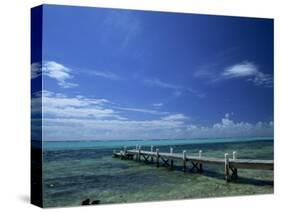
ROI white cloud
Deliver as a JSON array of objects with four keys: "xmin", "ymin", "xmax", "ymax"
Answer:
[
  {"xmin": 222, "ymin": 62, "xmax": 258, "ymax": 78},
  {"xmin": 185, "ymin": 114, "xmax": 273, "ymax": 138},
  {"xmin": 32, "ymin": 90, "xmax": 171, "ymax": 120},
  {"xmin": 195, "ymin": 61, "xmax": 273, "ymax": 88},
  {"xmin": 31, "ymin": 90, "xmax": 273, "ymax": 141},
  {"xmin": 37, "ymin": 113, "xmax": 273, "ymax": 141},
  {"xmin": 161, "ymin": 114, "xmax": 189, "ymax": 121},
  {"xmin": 32, "ymin": 90, "xmax": 125, "ymax": 120},
  {"xmin": 31, "ymin": 61, "xmax": 78, "ymax": 88},
  {"xmin": 39, "ymin": 117, "xmax": 187, "ymax": 141},
  {"xmin": 247, "ymin": 71, "xmax": 273, "ymax": 87},
  {"xmin": 221, "ymin": 61, "xmax": 273, "ymax": 87},
  {"xmin": 44, "ymin": 106, "xmax": 125, "ymax": 119},
  {"xmin": 114, "ymin": 106, "xmax": 169, "ymax": 115}
]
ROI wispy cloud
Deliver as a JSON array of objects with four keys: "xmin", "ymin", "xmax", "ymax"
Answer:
[
  {"xmin": 31, "ymin": 61, "xmax": 78, "ymax": 88},
  {"xmin": 222, "ymin": 62, "xmax": 273, "ymax": 87},
  {"xmin": 35, "ymin": 111, "xmax": 273, "ymax": 141},
  {"xmin": 193, "ymin": 47, "xmax": 239, "ymax": 82},
  {"xmin": 195, "ymin": 60, "xmax": 273, "ymax": 88},
  {"xmin": 161, "ymin": 114, "xmax": 189, "ymax": 121},
  {"xmin": 222, "ymin": 62, "xmax": 257, "ymax": 78},
  {"xmin": 90, "ymin": 70, "xmax": 122, "ymax": 80},
  {"xmin": 221, "ymin": 61, "xmax": 273, "ymax": 87},
  {"xmin": 32, "ymin": 90, "xmax": 125, "ymax": 120},
  {"xmin": 32, "ymin": 90, "xmax": 173, "ymax": 121},
  {"xmin": 144, "ymin": 78, "xmax": 181, "ymax": 90},
  {"xmin": 39, "ymin": 117, "xmax": 187, "ymax": 141},
  {"xmin": 143, "ymin": 78, "xmax": 183, "ymax": 97},
  {"xmin": 32, "ymin": 90, "xmax": 273, "ymax": 141},
  {"xmin": 143, "ymin": 78, "xmax": 205, "ymax": 98},
  {"xmin": 152, "ymin": 103, "xmax": 163, "ymax": 107},
  {"xmin": 32, "ymin": 61, "xmax": 124, "ymax": 88},
  {"xmin": 113, "ymin": 106, "xmax": 169, "ymax": 115},
  {"xmin": 185, "ymin": 88, "xmax": 206, "ymax": 98},
  {"xmin": 102, "ymin": 10, "xmax": 141, "ymax": 49},
  {"xmin": 78, "ymin": 69, "xmax": 123, "ymax": 80}
]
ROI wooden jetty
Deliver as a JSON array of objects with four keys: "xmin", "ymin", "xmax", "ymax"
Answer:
[{"xmin": 113, "ymin": 146, "xmax": 273, "ymax": 182}]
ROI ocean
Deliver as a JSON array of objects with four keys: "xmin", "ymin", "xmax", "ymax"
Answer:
[{"xmin": 41, "ymin": 137, "xmax": 274, "ymax": 207}]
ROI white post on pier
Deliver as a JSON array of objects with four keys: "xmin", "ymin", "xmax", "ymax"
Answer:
[
  {"xmin": 170, "ymin": 147, "xmax": 173, "ymax": 154},
  {"xmin": 183, "ymin": 150, "xmax": 187, "ymax": 172},
  {"xmin": 199, "ymin": 150, "xmax": 202, "ymax": 158},
  {"xmin": 224, "ymin": 153, "xmax": 230, "ymax": 182},
  {"xmin": 233, "ymin": 151, "xmax": 236, "ymax": 160},
  {"xmin": 183, "ymin": 150, "xmax": 187, "ymax": 160},
  {"xmin": 151, "ymin": 145, "xmax": 154, "ymax": 152},
  {"xmin": 156, "ymin": 148, "xmax": 160, "ymax": 167},
  {"xmin": 224, "ymin": 153, "xmax": 229, "ymax": 163},
  {"xmin": 136, "ymin": 145, "xmax": 138, "ymax": 150},
  {"xmin": 123, "ymin": 146, "xmax": 127, "ymax": 153}
]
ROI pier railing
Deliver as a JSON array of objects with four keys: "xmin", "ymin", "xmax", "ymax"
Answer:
[{"xmin": 113, "ymin": 145, "xmax": 273, "ymax": 182}]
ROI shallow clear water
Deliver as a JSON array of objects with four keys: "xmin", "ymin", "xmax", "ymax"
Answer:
[
  {"xmin": 43, "ymin": 136, "xmax": 272, "ymax": 151},
  {"xmin": 42, "ymin": 138, "xmax": 274, "ymax": 208}
]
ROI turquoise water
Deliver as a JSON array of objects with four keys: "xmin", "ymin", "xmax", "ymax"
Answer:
[
  {"xmin": 42, "ymin": 137, "xmax": 274, "ymax": 208},
  {"xmin": 43, "ymin": 136, "xmax": 272, "ymax": 151}
]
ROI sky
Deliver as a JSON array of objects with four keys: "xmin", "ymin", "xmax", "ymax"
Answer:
[{"xmin": 31, "ymin": 5, "xmax": 274, "ymax": 141}]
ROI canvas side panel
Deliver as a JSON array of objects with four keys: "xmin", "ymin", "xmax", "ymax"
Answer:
[{"xmin": 31, "ymin": 5, "xmax": 43, "ymax": 208}]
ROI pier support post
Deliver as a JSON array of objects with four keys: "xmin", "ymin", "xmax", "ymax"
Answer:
[
  {"xmin": 135, "ymin": 145, "xmax": 138, "ymax": 160},
  {"xmin": 224, "ymin": 153, "xmax": 230, "ymax": 182},
  {"xmin": 199, "ymin": 163, "xmax": 203, "ymax": 173},
  {"xmin": 138, "ymin": 146, "xmax": 141, "ymax": 161},
  {"xmin": 231, "ymin": 168, "xmax": 238, "ymax": 180},
  {"xmin": 230, "ymin": 151, "xmax": 238, "ymax": 180},
  {"xmin": 183, "ymin": 150, "xmax": 187, "ymax": 172},
  {"xmin": 150, "ymin": 145, "xmax": 154, "ymax": 163},
  {"xmin": 156, "ymin": 149, "xmax": 160, "ymax": 167},
  {"xmin": 169, "ymin": 148, "xmax": 174, "ymax": 169}
]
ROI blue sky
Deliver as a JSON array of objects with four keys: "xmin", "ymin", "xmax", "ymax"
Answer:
[{"xmin": 31, "ymin": 5, "xmax": 273, "ymax": 141}]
